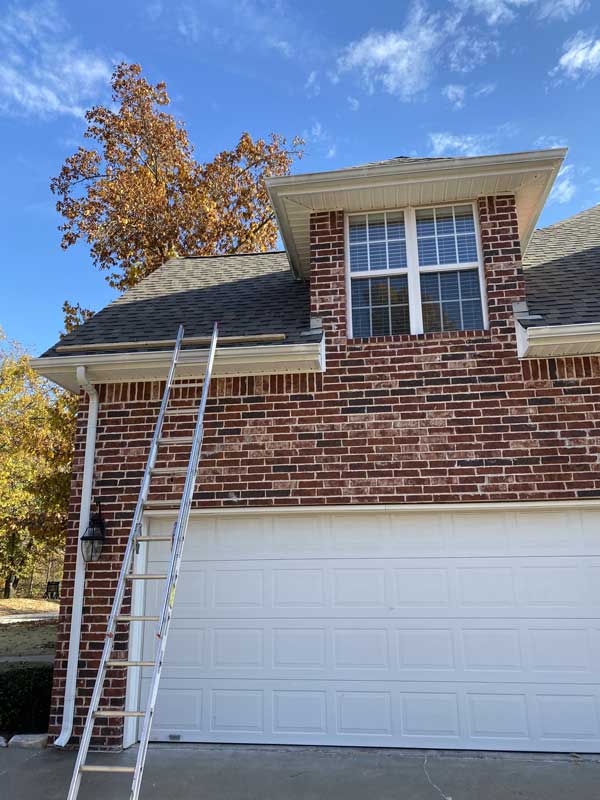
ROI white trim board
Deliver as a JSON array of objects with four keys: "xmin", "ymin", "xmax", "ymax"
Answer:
[
  {"xmin": 517, "ymin": 321, "xmax": 600, "ymax": 358},
  {"xmin": 31, "ymin": 340, "xmax": 325, "ymax": 393},
  {"xmin": 143, "ymin": 499, "xmax": 600, "ymax": 519}
]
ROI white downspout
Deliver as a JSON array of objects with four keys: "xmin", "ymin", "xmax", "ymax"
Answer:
[{"xmin": 55, "ymin": 367, "xmax": 98, "ymax": 748}]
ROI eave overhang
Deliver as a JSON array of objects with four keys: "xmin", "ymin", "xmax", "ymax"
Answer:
[
  {"xmin": 267, "ymin": 148, "xmax": 567, "ymax": 278},
  {"xmin": 516, "ymin": 321, "xmax": 600, "ymax": 359},
  {"xmin": 31, "ymin": 340, "xmax": 325, "ymax": 393}
]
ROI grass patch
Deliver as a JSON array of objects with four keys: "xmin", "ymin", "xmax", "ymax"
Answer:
[
  {"xmin": 0, "ymin": 621, "xmax": 57, "ymax": 658},
  {"xmin": 0, "ymin": 598, "xmax": 59, "ymax": 616}
]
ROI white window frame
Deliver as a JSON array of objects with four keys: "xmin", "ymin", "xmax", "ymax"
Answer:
[{"xmin": 345, "ymin": 201, "xmax": 488, "ymax": 339}]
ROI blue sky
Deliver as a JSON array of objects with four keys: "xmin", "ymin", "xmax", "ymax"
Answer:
[{"xmin": 1, "ymin": 0, "xmax": 599, "ymax": 354}]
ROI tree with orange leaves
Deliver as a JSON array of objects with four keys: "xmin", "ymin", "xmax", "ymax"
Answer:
[{"xmin": 51, "ymin": 62, "xmax": 303, "ymax": 293}]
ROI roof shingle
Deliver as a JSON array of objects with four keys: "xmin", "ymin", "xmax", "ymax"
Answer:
[
  {"xmin": 43, "ymin": 251, "xmax": 315, "ymax": 357},
  {"xmin": 523, "ymin": 204, "xmax": 600, "ymax": 327}
]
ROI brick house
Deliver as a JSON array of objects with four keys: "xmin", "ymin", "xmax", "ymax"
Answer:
[{"xmin": 33, "ymin": 148, "xmax": 600, "ymax": 754}]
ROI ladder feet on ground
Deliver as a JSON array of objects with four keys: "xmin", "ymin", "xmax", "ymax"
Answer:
[{"xmin": 65, "ymin": 321, "xmax": 219, "ymax": 800}]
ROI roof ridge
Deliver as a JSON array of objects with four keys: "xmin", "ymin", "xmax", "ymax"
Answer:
[{"xmin": 164, "ymin": 250, "xmax": 286, "ymax": 262}]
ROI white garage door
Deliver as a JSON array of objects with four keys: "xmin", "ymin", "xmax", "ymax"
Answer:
[{"xmin": 135, "ymin": 508, "xmax": 600, "ymax": 752}]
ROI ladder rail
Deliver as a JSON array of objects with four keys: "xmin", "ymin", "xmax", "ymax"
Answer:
[
  {"xmin": 65, "ymin": 325, "xmax": 185, "ymax": 800},
  {"xmin": 129, "ymin": 321, "xmax": 219, "ymax": 800}
]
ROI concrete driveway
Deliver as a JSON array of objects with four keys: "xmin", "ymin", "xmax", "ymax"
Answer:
[{"xmin": 1, "ymin": 743, "xmax": 598, "ymax": 799}]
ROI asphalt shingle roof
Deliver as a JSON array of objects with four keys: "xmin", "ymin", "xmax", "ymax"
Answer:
[
  {"xmin": 523, "ymin": 204, "xmax": 600, "ymax": 327},
  {"xmin": 43, "ymin": 251, "xmax": 316, "ymax": 357}
]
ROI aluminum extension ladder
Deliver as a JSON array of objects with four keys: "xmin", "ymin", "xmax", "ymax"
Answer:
[{"xmin": 66, "ymin": 321, "xmax": 219, "ymax": 800}]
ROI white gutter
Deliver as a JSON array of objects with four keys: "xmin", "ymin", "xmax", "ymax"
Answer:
[
  {"xmin": 31, "ymin": 340, "xmax": 324, "ymax": 393},
  {"xmin": 55, "ymin": 367, "xmax": 98, "ymax": 748},
  {"xmin": 516, "ymin": 320, "xmax": 600, "ymax": 358}
]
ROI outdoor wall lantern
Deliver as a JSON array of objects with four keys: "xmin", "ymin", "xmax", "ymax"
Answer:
[{"xmin": 81, "ymin": 500, "xmax": 106, "ymax": 563}]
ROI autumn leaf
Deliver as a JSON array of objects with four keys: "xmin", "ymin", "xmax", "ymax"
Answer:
[{"xmin": 51, "ymin": 63, "xmax": 303, "ymax": 291}]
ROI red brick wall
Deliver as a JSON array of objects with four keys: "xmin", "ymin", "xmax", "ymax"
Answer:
[{"xmin": 51, "ymin": 195, "xmax": 600, "ymax": 747}]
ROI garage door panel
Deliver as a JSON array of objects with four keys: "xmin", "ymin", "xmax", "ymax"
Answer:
[
  {"xmin": 146, "ymin": 557, "xmax": 600, "ymax": 620},
  {"xmin": 139, "ymin": 510, "xmax": 600, "ymax": 751}
]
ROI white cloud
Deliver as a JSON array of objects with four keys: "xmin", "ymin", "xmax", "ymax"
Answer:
[
  {"xmin": 550, "ymin": 164, "xmax": 576, "ymax": 203},
  {"xmin": 304, "ymin": 70, "xmax": 320, "ymax": 97},
  {"xmin": 551, "ymin": 31, "xmax": 600, "ymax": 81},
  {"xmin": 537, "ymin": 0, "xmax": 588, "ymax": 20},
  {"xmin": 447, "ymin": 27, "xmax": 500, "ymax": 72},
  {"xmin": 337, "ymin": 5, "xmax": 443, "ymax": 100},
  {"xmin": 0, "ymin": 0, "xmax": 111, "ymax": 118},
  {"xmin": 474, "ymin": 82, "xmax": 496, "ymax": 96},
  {"xmin": 534, "ymin": 134, "xmax": 568, "ymax": 148},
  {"xmin": 347, "ymin": 95, "xmax": 360, "ymax": 111},
  {"xmin": 454, "ymin": 0, "xmax": 586, "ymax": 23},
  {"xmin": 429, "ymin": 131, "xmax": 493, "ymax": 157},
  {"xmin": 326, "ymin": 144, "xmax": 337, "ymax": 159},
  {"xmin": 442, "ymin": 84, "xmax": 467, "ymax": 108},
  {"xmin": 176, "ymin": 0, "xmax": 295, "ymax": 58},
  {"xmin": 453, "ymin": 0, "xmax": 532, "ymax": 25}
]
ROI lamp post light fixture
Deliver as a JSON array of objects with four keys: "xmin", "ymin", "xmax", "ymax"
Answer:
[{"xmin": 81, "ymin": 500, "xmax": 106, "ymax": 563}]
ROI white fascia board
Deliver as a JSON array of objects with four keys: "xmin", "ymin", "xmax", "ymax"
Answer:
[
  {"xmin": 517, "ymin": 321, "xmax": 600, "ymax": 358},
  {"xmin": 31, "ymin": 340, "xmax": 325, "ymax": 393},
  {"xmin": 267, "ymin": 148, "xmax": 567, "ymax": 192}
]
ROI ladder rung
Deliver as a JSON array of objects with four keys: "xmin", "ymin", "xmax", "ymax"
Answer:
[
  {"xmin": 164, "ymin": 407, "xmax": 198, "ymax": 416},
  {"xmin": 144, "ymin": 500, "xmax": 181, "ymax": 509},
  {"xmin": 172, "ymin": 382, "xmax": 203, "ymax": 388},
  {"xmin": 158, "ymin": 436, "xmax": 194, "ymax": 445},
  {"xmin": 126, "ymin": 574, "xmax": 167, "ymax": 580},
  {"xmin": 95, "ymin": 709, "xmax": 145, "ymax": 718},
  {"xmin": 106, "ymin": 660, "xmax": 155, "ymax": 667},
  {"xmin": 151, "ymin": 466, "xmax": 188, "ymax": 475},
  {"xmin": 117, "ymin": 615, "xmax": 160, "ymax": 622},
  {"xmin": 80, "ymin": 765, "xmax": 136, "ymax": 774},
  {"xmin": 135, "ymin": 535, "xmax": 173, "ymax": 542}
]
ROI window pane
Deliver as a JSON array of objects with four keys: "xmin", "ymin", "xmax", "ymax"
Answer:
[
  {"xmin": 372, "ymin": 307, "xmax": 390, "ymax": 336},
  {"xmin": 351, "ymin": 275, "xmax": 409, "ymax": 339},
  {"xmin": 350, "ymin": 243, "xmax": 368, "ymax": 272},
  {"xmin": 420, "ymin": 272, "xmax": 440, "ymax": 303},
  {"xmin": 438, "ymin": 236, "xmax": 458, "ymax": 264},
  {"xmin": 418, "ymin": 237, "xmax": 438, "ymax": 266},
  {"xmin": 386, "ymin": 211, "xmax": 405, "ymax": 240},
  {"xmin": 391, "ymin": 305, "xmax": 410, "ymax": 334},
  {"xmin": 368, "ymin": 213, "xmax": 386, "ymax": 241},
  {"xmin": 435, "ymin": 207, "xmax": 454, "ymax": 236},
  {"xmin": 421, "ymin": 269, "xmax": 484, "ymax": 333},
  {"xmin": 416, "ymin": 208, "xmax": 435, "ymax": 237},
  {"xmin": 369, "ymin": 241, "xmax": 387, "ymax": 270},
  {"xmin": 352, "ymin": 307, "xmax": 371, "ymax": 337},
  {"xmin": 371, "ymin": 277, "xmax": 389, "ymax": 306},
  {"xmin": 441, "ymin": 301, "xmax": 462, "ymax": 330},
  {"xmin": 454, "ymin": 205, "xmax": 475, "ymax": 233},
  {"xmin": 422, "ymin": 304, "xmax": 441, "ymax": 332},
  {"xmin": 459, "ymin": 269, "xmax": 481, "ymax": 299},
  {"xmin": 388, "ymin": 239, "xmax": 407, "ymax": 269},
  {"xmin": 349, "ymin": 215, "xmax": 367, "ymax": 243},
  {"xmin": 457, "ymin": 234, "xmax": 478, "ymax": 263},
  {"xmin": 440, "ymin": 271, "xmax": 459, "ymax": 301},
  {"xmin": 416, "ymin": 204, "xmax": 479, "ymax": 269},
  {"xmin": 390, "ymin": 275, "xmax": 409, "ymax": 304},
  {"xmin": 351, "ymin": 279, "xmax": 370, "ymax": 307},
  {"xmin": 462, "ymin": 299, "xmax": 484, "ymax": 329}
]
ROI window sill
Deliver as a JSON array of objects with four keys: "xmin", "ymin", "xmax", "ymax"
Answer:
[{"xmin": 347, "ymin": 328, "xmax": 490, "ymax": 346}]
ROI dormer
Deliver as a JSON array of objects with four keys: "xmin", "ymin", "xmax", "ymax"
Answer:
[{"xmin": 267, "ymin": 150, "xmax": 566, "ymax": 342}]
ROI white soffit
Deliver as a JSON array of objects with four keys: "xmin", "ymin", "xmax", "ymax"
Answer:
[
  {"xmin": 31, "ymin": 341, "xmax": 325, "ymax": 393},
  {"xmin": 267, "ymin": 149, "xmax": 567, "ymax": 278},
  {"xmin": 517, "ymin": 321, "xmax": 600, "ymax": 359}
]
